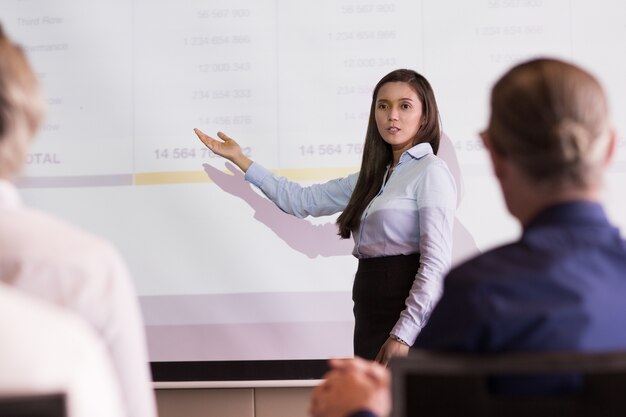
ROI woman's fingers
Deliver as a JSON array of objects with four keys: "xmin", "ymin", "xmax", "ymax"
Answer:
[
  {"xmin": 194, "ymin": 129, "xmax": 237, "ymax": 150},
  {"xmin": 193, "ymin": 128, "xmax": 215, "ymax": 148},
  {"xmin": 217, "ymin": 131, "xmax": 233, "ymax": 142},
  {"xmin": 193, "ymin": 129, "xmax": 248, "ymax": 169}
]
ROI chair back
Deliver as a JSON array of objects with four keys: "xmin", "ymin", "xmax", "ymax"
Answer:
[
  {"xmin": 0, "ymin": 393, "xmax": 66, "ymax": 417},
  {"xmin": 390, "ymin": 350, "xmax": 626, "ymax": 417}
]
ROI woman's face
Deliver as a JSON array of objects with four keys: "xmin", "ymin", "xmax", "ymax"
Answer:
[{"xmin": 374, "ymin": 81, "xmax": 423, "ymax": 155}]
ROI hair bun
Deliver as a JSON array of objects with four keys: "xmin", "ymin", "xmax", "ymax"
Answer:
[{"xmin": 552, "ymin": 119, "xmax": 590, "ymax": 164}]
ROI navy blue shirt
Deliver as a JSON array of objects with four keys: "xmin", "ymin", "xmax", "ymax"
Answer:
[
  {"xmin": 349, "ymin": 412, "xmax": 377, "ymax": 417},
  {"xmin": 415, "ymin": 201, "xmax": 626, "ymax": 352},
  {"xmin": 413, "ymin": 201, "xmax": 626, "ymax": 394}
]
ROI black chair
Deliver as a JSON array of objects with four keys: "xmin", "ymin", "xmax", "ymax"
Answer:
[
  {"xmin": 0, "ymin": 393, "xmax": 66, "ymax": 417},
  {"xmin": 390, "ymin": 350, "xmax": 626, "ymax": 417}
]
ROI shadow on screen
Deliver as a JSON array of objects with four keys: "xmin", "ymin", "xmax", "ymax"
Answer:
[
  {"xmin": 201, "ymin": 133, "xmax": 479, "ymax": 262},
  {"xmin": 202, "ymin": 162, "xmax": 352, "ymax": 258}
]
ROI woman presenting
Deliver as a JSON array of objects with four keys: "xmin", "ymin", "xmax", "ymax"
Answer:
[{"xmin": 194, "ymin": 69, "xmax": 456, "ymax": 364}]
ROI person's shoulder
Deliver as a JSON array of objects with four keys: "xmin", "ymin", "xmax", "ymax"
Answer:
[
  {"xmin": 16, "ymin": 205, "xmax": 117, "ymax": 249},
  {"xmin": 411, "ymin": 152, "xmax": 453, "ymax": 178},
  {"xmin": 428, "ymin": 156, "xmax": 455, "ymax": 181},
  {"xmin": 0, "ymin": 283, "xmax": 115, "ymax": 370},
  {"xmin": 408, "ymin": 154, "xmax": 456, "ymax": 202},
  {"xmin": 0, "ymin": 284, "xmax": 125, "ymax": 417},
  {"xmin": 446, "ymin": 241, "xmax": 523, "ymax": 286},
  {"xmin": 2, "ymin": 204, "xmax": 126, "ymax": 275},
  {"xmin": 0, "ymin": 282, "xmax": 99, "ymax": 341}
]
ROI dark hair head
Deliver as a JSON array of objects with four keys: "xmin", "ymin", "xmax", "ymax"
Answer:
[
  {"xmin": 337, "ymin": 69, "xmax": 441, "ymax": 238},
  {"xmin": 368, "ymin": 68, "xmax": 441, "ymax": 154}
]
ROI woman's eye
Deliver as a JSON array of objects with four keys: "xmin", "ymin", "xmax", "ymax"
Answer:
[
  {"xmin": 401, "ymin": 103, "xmax": 411, "ymax": 109},
  {"xmin": 377, "ymin": 103, "xmax": 388, "ymax": 110}
]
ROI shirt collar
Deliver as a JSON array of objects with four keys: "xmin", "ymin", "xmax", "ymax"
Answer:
[
  {"xmin": 388, "ymin": 142, "xmax": 434, "ymax": 169},
  {"xmin": 524, "ymin": 200, "xmax": 610, "ymax": 231},
  {"xmin": 0, "ymin": 179, "xmax": 22, "ymax": 210},
  {"xmin": 405, "ymin": 142, "xmax": 434, "ymax": 160}
]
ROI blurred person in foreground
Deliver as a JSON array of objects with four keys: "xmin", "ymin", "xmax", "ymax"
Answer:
[
  {"xmin": 310, "ymin": 57, "xmax": 625, "ymax": 417},
  {"xmin": 0, "ymin": 24, "xmax": 157, "ymax": 417},
  {"xmin": 0, "ymin": 283, "xmax": 124, "ymax": 417}
]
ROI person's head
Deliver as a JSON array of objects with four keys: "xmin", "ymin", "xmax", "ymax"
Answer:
[
  {"xmin": 365, "ymin": 69, "xmax": 441, "ymax": 160},
  {"xmin": 0, "ymin": 25, "xmax": 45, "ymax": 180},
  {"xmin": 337, "ymin": 69, "xmax": 440, "ymax": 238},
  {"xmin": 482, "ymin": 58, "xmax": 615, "ymax": 220}
]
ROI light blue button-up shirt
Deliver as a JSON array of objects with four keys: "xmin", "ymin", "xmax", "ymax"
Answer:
[{"xmin": 245, "ymin": 142, "xmax": 457, "ymax": 344}]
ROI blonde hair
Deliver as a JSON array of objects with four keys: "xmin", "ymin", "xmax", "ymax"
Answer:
[
  {"xmin": 487, "ymin": 58, "xmax": 611, "ymax": 189},
  {"xmin": 0, "ymin": 25, "xmax": 45, "ymax": 179}
]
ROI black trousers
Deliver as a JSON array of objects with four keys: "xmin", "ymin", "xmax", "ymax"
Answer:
[{"xmin": 352, "ymin": 253, "xmax": 420, "ymax": 360}]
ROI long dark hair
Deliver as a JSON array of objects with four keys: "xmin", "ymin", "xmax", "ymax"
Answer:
[{"xmin": 336, "ymin": 69, "xmax": 441, "ymax": 238}]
